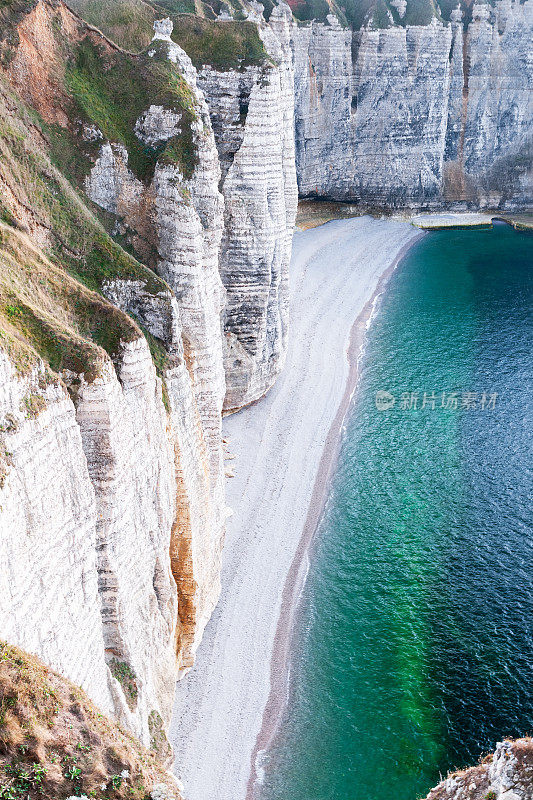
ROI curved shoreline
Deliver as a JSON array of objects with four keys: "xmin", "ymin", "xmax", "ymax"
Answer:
[
  {"xmin": 169, "ymin": 217, "xmax": 423, "ymax": 800},
  {"xmin": 245, "ymin": 230, "xmax": 424, "ymax": 800}
]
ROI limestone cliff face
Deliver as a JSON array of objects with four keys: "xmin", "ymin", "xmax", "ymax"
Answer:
[
  {"xmin": 0, "ymin": 337, "xmax": 179, "ymax": 746},
  {"xmin": 0, "ymin": 353, "xmax": 113, "ymax": 717},
  {"xmin": 424, "ymin": 738, "xmax": 533, "ymax": 800},
  {"xmin": 0, "ymin": 0, "xmax": 227, "ymax": 748},
  {"xmin": 443, "ymin": 1, "xmax": 533, "ymax": 208},
  {"xmin": 196, "ymin": 3, "xmax": 298, "ymax": 411},
  {"xmin": 0, "ymin": 0, "xmax": 296, "ymax": 751},
  {"xmin": 291, "ymin": 0, "xmax": 532, "ymax": 209},
  {"xmin": 85, "ymin": 19, "xmax": 227, "ymax": 669},
  {"xmin": 73, "ymin": 340, "xmax": 179, "ymax": 738}
]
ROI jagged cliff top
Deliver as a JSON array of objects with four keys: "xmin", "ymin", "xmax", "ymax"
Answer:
[
  {"xmin": 64, "ymin": 0, "xmax": 515, "ymax": 47},
  {"xmin": 423, "ymin": 738, "xmax": 533, "ymax": 800},
  {"xmin": 0, "ymin": 641, "xmax": 181, "ymax": 799}
]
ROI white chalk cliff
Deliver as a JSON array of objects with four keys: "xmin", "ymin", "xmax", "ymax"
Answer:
[
  {"xmin": 291, "ymin": 0, "xmax": 532, "ymax": 209},
  {"xmin": 195, "ymin": 4, "xmax": 298, "ymax": 410},
  {"xmin": 87, "ymin": 19, "xmax": 229, "ymax": 672},
  {"xmin": 0, "ymin": 2, "xmax": 229, "ymax": 748}
]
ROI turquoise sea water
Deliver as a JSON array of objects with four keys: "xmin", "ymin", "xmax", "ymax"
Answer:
[{"xmin": 260, "ymin": 224, "xmax": 532, "ymax": 800}]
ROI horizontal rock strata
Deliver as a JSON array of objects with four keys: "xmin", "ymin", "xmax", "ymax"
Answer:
[
  {"xmin": 197, "ymin": 3, "xmax": 298, "ymax": 410},
  {"xmin": 0, "ymin": 1, "xmax": 229, "ymax": 748},
  {"xmin": 85, "ymin": 20, "xmax": 228, "ymax": 670},
  {"xmin": 291, "ymin": 0, "xmax": 532, "ymax": 209},
  {"xmin": 0, "ymin": 337, "xmax": 179, "ymax": 745}
]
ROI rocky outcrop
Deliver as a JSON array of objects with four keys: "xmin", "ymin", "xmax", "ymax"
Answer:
[
  {"xmin": 196, "ymin": 3, "xmax": 298, "ymax": 410},
  {"xmin": 291, "ymin": 0, "xmax": 532, "ymax": 210},
  {"xmin": 424, "ymin": 738, "xmax": 533, "ymax": 800},
  {"xmin": 83, "ymin": 6, "xmax": 299, "ymax": 414}
]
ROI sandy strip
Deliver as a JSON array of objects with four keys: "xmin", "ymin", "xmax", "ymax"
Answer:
[
  {"xmin": 411, "ymin": 212, "xmax": 495, "ymax": 229},
  {"xmin": 169, "ymin": 216, "xmax": 423, "ymax": 800},
  {"xmin": 411, "ymin": 212, "xmax": 533, "ymax": 231}
]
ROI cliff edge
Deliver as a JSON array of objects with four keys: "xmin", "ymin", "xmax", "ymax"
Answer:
[
  {"xmin": 0, "ymin": 0, "xmax": 227, "ymax": 746},
  {"xmin": 424, "ymin": 738, "xmax": 533, "ymax": 800}
]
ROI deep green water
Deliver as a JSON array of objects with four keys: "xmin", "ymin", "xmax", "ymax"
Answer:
[{"xmin": 260, "ymin": 224, "xmax": 532, "ymax": 800}]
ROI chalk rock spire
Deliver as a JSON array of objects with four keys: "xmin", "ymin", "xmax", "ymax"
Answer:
[{"xmin": 153, "ymin": 17, "xmax": 173, "ymax": 40}]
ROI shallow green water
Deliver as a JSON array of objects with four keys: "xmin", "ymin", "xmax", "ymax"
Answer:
[{"xmin": 260, "ymin": 224, "xmax": 532, "ymax": 800}]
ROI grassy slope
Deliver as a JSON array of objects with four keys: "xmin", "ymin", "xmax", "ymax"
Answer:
[
  {"xmin": 67, "ymin": 0, "xmax": 269, "ymax": 69},
  {"xmin": 67, "ymin": 0, "xmax": 157, "ymax": 50},
  {"xmin": 0, "ymin": 0, "xmax": 205, "ymax": 386},
  {"xmin": 62, "ymin": 35, "xmax": 200, "ymax": 181},
  {"xmin": 1, "ymin": 0, "xmax": 202, "ymax": 182},
  {"xmin": 0, "ymin": 221, "xmax": 138, "ymax": 381},
  {"xmin": 336, "ymin": 0, "xmax": 441, "ymax": 28},
  {"xmin": 0, "ymin": 641, "xmax": 181, "ymax": 800},
  {"xmin": 0, "ymin": 68, "xmax": 169, "ymax": 381},
  {"xmin": 170, "ymin": 14, "xmax": 268, "ymax": 70},
  {"xmin": 0, "ymin": 78, "xmax": 164, "ymax": 292},
  {"xmin": 67, "ymin": 0, "xmax": 489, "ymax": 40},
  {"xmin": 66, "ymin": 0, "xmax": 451, "ymax": 45}
]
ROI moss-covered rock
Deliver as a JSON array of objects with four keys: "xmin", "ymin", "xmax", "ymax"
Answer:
[
  {"xmin": 0, "ymin": 74, "xmax": 167, "ymax": 289},
  {"xmin": 1, "ymin": 0, "xmax": 203, "ymax": 185},
  {"xmin": 63, "ymin": 36, "xmax": 200, "ymax": 181}
]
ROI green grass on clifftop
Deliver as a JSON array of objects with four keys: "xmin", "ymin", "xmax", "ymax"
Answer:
[
  {"xmin": 152, "ymin": 0, "xmax": 196, "ymax": 14},
  {"xmin": 68, "ymin": 0, "xmax": 157, "ymax": 51},
  {"xmin": 0, "ymin": 77, "xmax": 166, "ymax": 295},
  {"xmin": 337, "ymin": 0, "xmax": 441, "ymax": 28},
  {"xmin": 68, "ymin": 0, "xmax": 268, "ymax": 70},
  {"xmin": 171, "ymin": 15, "xmax": 269, "ymax": 70},
  {"xmin": 65, "ymin": 36, "xmax": 199, "ymax": 181},
  {"xmin": 0, "ymin": 77, "xmax": 172, "ymax": 382}
]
